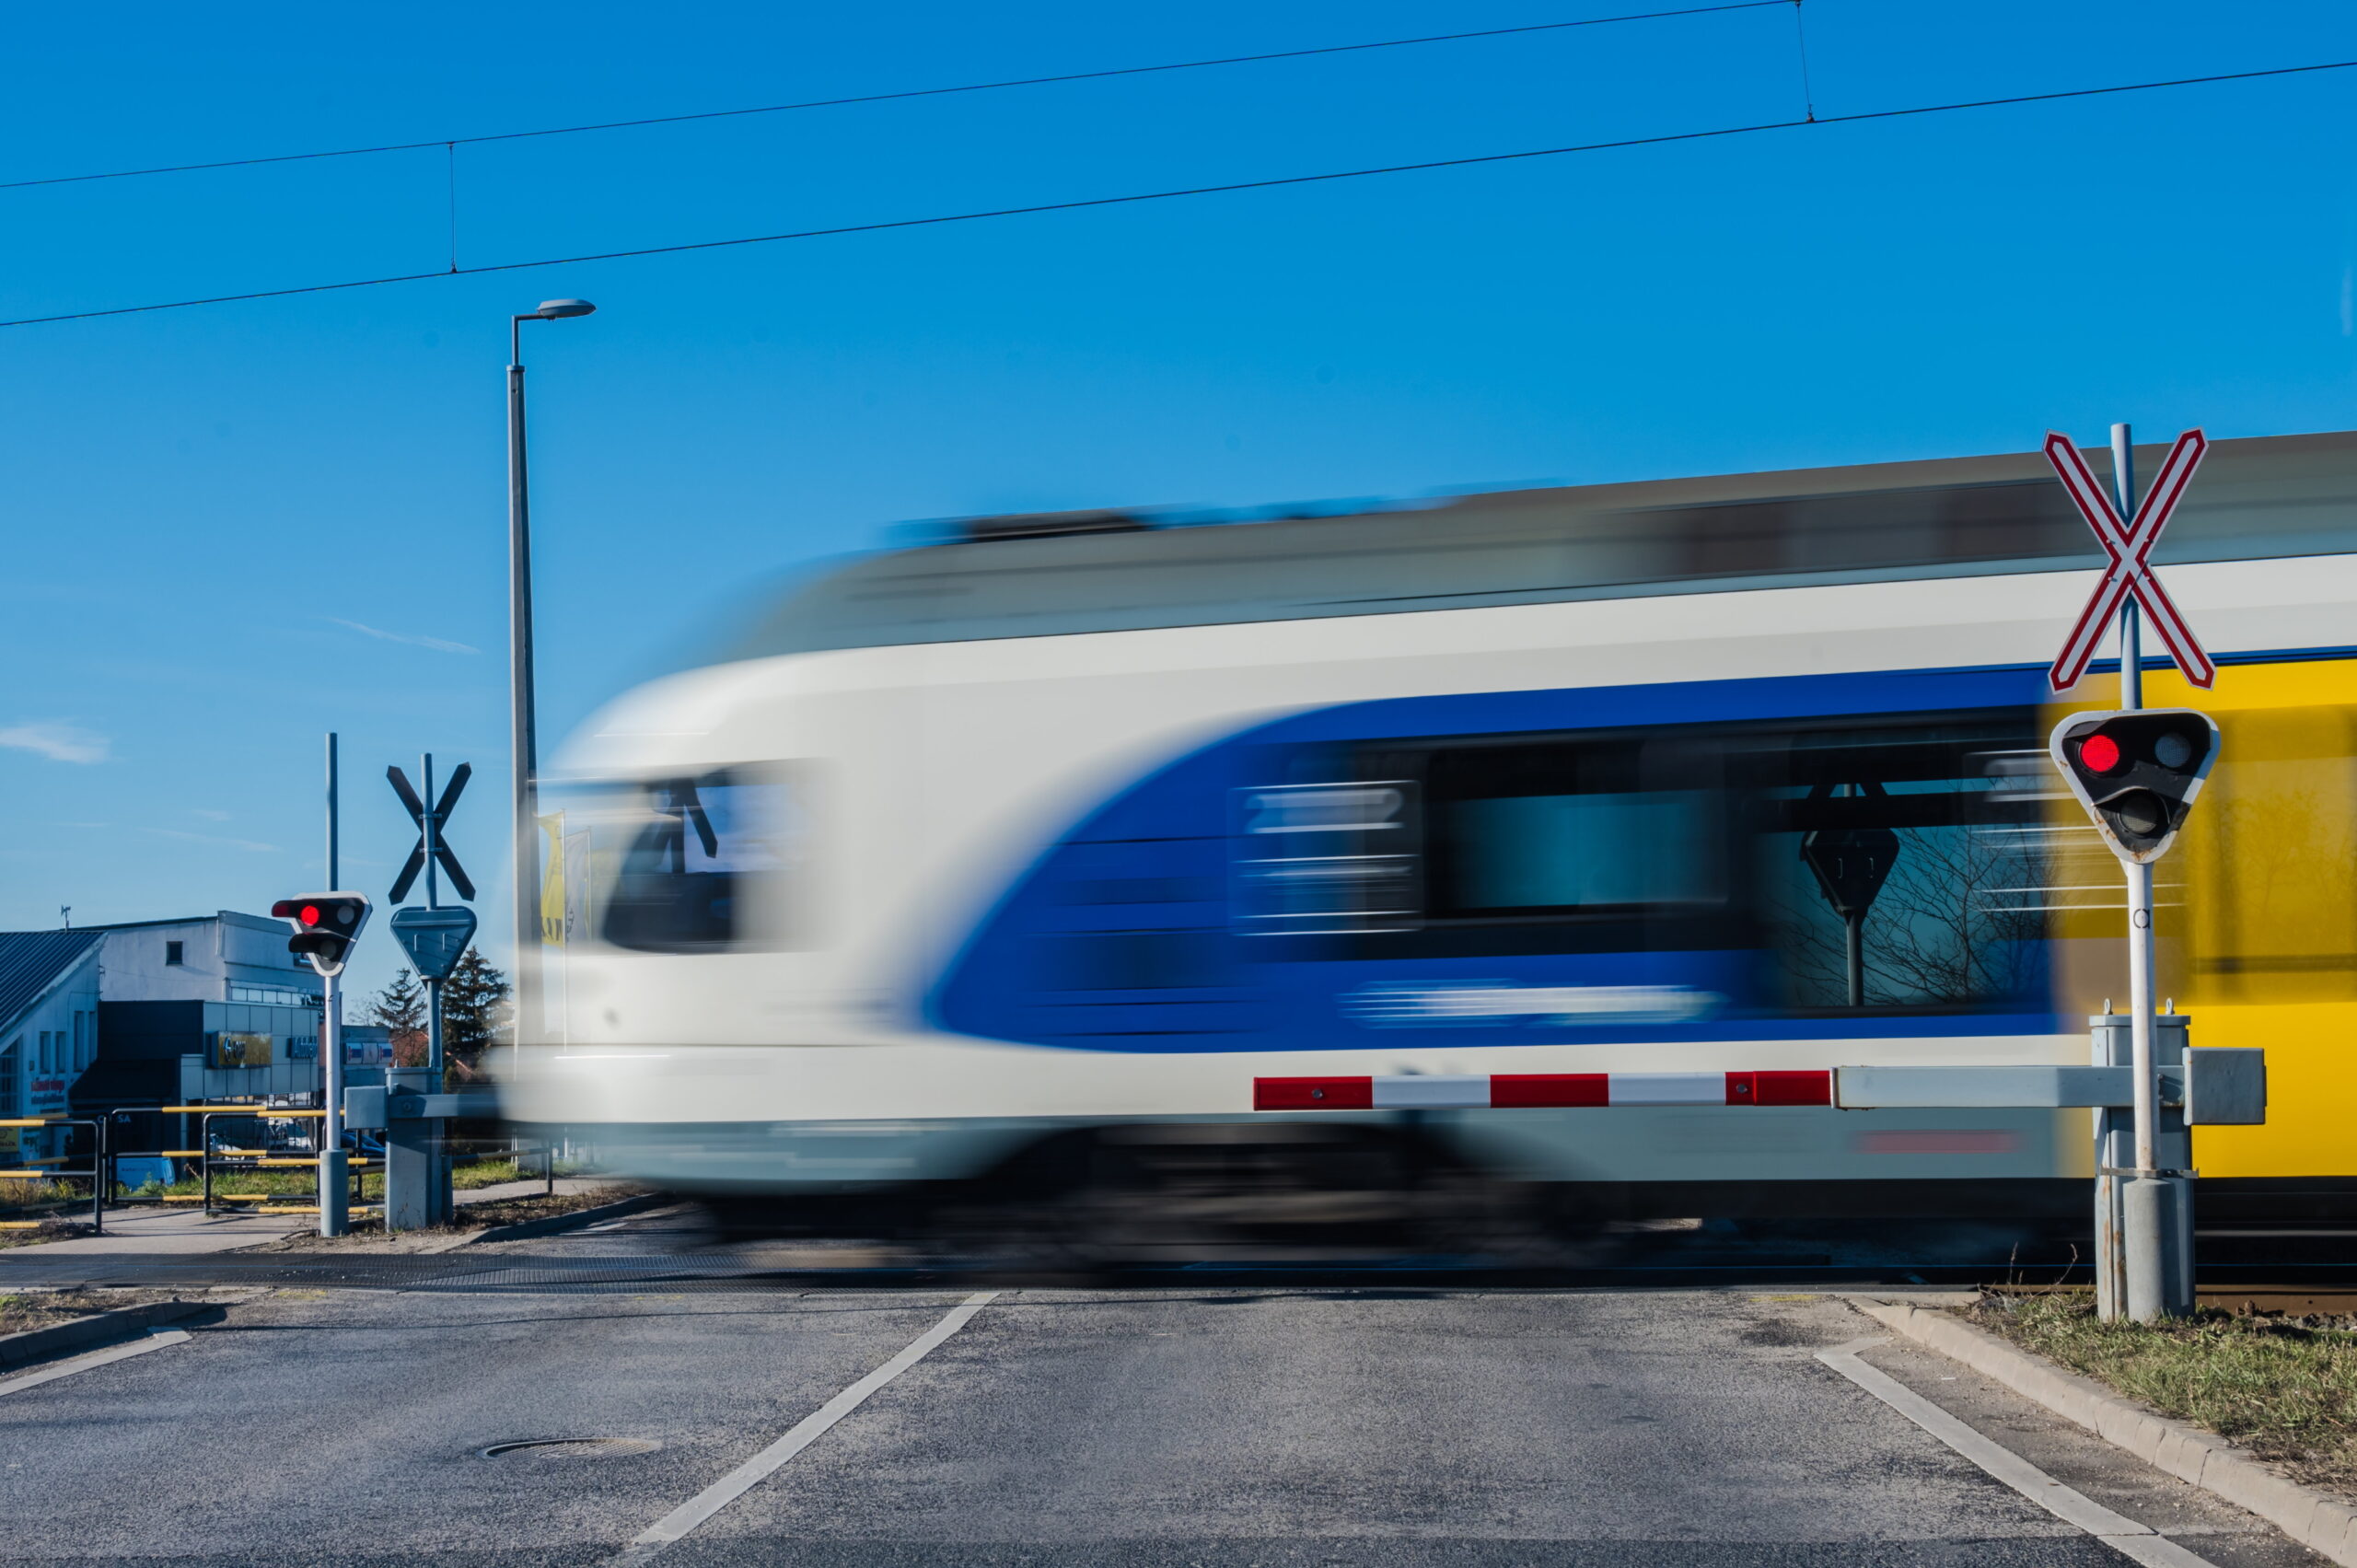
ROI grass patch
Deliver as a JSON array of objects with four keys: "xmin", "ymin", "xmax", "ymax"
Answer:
[
  {"xmin": 130, "ymin": 1167, "xmax": 384, "ymax": 1202},
  {"xmin": 448, "ymin": 1155, "xmax": 590, "ymax": 1190},
  {"xmin": 0, "ymin": 1293, "xmax": 92, "ymax": 1333},
  {"xmin": 0, "ymin": 1289, "xmax": 181, "ymax": 1332},
  {"xmin": 116, "ymin": 1154, "xmax": 565, "ymax": 1203},
  {"xmin": 241, "ymin": 1186, "xmax": 642, "ymax": 1252},
  {"xmin": 461, "ymin": 1188, "xmax": 636, "ymax": 1228},
  {"xmin": 1967, "ymin": 1289, "xmax": 2357, "ymax": 1494},
  {"xmin": 453, "ymin": 1157, "xmax": 533, "ymax": 1190},
  {"xmin": 0, "ymin": 1178, "xmax": 95, "ymax": 1237}
]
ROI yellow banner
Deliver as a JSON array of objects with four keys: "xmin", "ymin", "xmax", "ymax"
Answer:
[{"xmin": 540, "ymin": 812, "xmax": 567, "ymax": 946}]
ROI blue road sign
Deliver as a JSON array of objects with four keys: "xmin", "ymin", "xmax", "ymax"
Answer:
[{"xmin": 389, "ymin": 905, "xmax": 477, "ymax": 981}]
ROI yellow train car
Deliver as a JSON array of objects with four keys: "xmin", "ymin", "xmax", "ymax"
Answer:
[{"xmin": 2052, "ymin": 658, "xmax": 2357, "ymax": 1211}]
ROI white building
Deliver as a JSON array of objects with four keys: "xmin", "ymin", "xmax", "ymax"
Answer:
[
  {"xmin": 0, "ymin": 930, "xmax": 105, "ymax": 1141},
  {"xmin": 92, "ymin": 911, "xmax": 323, "ymax": 1007}
]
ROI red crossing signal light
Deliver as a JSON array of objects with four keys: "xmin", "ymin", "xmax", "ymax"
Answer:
[{"xmin": 271, "ymin": 893, "xmax": 372, "ymax": 978}]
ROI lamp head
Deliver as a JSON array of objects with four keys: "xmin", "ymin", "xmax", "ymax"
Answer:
[{"xmin": 533, "ymin": 298, "xmax": 597, "ymax": 319}]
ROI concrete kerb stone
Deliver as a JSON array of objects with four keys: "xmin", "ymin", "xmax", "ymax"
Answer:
[
  {"xmin": 0, "ymin": 1298, "xmax": 214, "ymax": 1370},
  {"xmin": 463, "ymin": 1190, "xmax": 664, "ymax": 1246},
  {"xmin": 1847, "ymin": 1294, "xmax": 2357, "ymax": 1567}
]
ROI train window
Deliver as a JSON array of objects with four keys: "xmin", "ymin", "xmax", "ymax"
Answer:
[
  {"xmin": 1265, "ymin": 712, "xmax": 2055, "ymax": 1008},
  {"xmin": 1739, "ymin": 719, "xmax": 2049, "ymax": 1012},
  {"xmin": 1232, "ymin": 736, "xmax": 1738, "ymax": 959},
  {"xmin": 1233, "ymin": 782, "xmax": 1422, "ymax": 935},
  {"xmin": 540, "ymin": 769, "xmax": 801, "ymax": 954},
  {"xmin": 1422, "ymin": 740, "xmax": 1724, "ymax": 921}
]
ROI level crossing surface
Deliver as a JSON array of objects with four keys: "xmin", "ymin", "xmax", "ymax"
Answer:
[{"xmin": 0, "ymin": 1214, "xmax": 2328, "ymax": 1568}]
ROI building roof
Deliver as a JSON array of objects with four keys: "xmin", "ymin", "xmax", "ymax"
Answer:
[
  {"xmin": 80, "ymin": 910, "xmax": 282, "ymax": 933},
  {"xmin": 0, "ymin": 930, "xmax": 105, "ymax": 1032}
]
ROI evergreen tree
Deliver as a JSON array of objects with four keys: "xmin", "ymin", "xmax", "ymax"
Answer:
[
  {"xmin": 440, "ymin": 948, "xmax": 513, "ymax": 1068},
  {"xmin": 364, "ymin": 968, "xmax": 429, "ymax": 1068}
]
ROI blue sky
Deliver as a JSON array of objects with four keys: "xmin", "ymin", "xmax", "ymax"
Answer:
[{"xmin": 6, "ymin": 0, "xmax": 2357, "ymax": 1002}]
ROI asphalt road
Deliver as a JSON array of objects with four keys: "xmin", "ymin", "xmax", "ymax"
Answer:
[{"xmin": 0, "ymin": 1227, "xmax": 2329, "ymax": 1567}]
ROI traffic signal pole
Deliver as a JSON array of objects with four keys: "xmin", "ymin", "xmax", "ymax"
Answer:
[
  {"xmin": 422, "ymin": 753, "xmax": 450, "ymax": 1225},
  {"xmin": 2111, "ymin": 425, "xmax": 2161, "ymax": 1180},
  {"xmin": 320, "ymin": 734, "xmax": 348, "ymax": 1237},
  {"xmin": 2104, "ymin": 424, "xmax": 2191, "ymax": 1322}
]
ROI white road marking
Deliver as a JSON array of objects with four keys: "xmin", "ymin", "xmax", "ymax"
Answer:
[
  {"xmin": 1818, "ymin": 1337, "xmax": 2221, "ymax": 1568},
  {"xmin": 0, "ymin": 1329, "xmax": 192, "ymax": 1397},
  {"xmin": 613, "ymin": 1291, "xmax": 998, "ymax": 1564}
]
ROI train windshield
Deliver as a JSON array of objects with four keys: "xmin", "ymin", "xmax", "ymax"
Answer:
[{"xmin": 538, "ymin": 769, "xmax": 800, "ymax": 953}]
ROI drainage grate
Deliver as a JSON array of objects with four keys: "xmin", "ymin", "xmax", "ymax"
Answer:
[{"xmin": 480, "ymin": 1437, "xmax": 662, "ymax": 1458}]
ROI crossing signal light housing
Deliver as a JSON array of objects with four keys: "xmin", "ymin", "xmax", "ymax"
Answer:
[
  {"xmin": 270, "ymin": 892, "xmax": 372, "ymax": 978},
  {"xmin": 2048, "ymin": 708, "xmax": 2220, "ymax": 865}
]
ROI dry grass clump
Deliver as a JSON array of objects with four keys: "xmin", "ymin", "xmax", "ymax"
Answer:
[
  {"xmin": 0, "ymin": 1222, "xmax": 95, "ymax": 1253},
  {"xmin": 1968, "ymin": 1289, "xmax": 2357, "ymax": 1493},
  {"xmin": 0, "ymin": 1289, "xmax": 176, "ymax": 1332}
]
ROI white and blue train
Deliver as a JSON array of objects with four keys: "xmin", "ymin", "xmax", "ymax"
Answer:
[{"xmin": 506, "ymin": 430, "xmax": 2357, "ymax": 1225}]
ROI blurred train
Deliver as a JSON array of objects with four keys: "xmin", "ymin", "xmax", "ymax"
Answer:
[{"xmin": 505, "ymin": 429, "xmax": 2357, "ymax": 1231}]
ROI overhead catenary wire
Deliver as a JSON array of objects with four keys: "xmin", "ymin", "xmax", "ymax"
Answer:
[
  {"xmin": 1791, "ymin": 0, "xmax": 1817, "ymax": 122},
  {"xmin": 6, "ymin": 55, "xmax": 2352, "ymax": 331},
  {"xmin": 0, "ymin": 2, "xmax": 1791, "ymax": 192}
]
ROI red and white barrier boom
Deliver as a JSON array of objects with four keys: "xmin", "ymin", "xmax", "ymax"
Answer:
[{"xmin": 1253, "ymin": 1060, "xmax": 2265, "ymax": 1120}]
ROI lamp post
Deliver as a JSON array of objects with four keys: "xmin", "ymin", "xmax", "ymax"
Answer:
[{"xmin": 508, "ymin": 298, "xmax": 595, "ymax": 1056}]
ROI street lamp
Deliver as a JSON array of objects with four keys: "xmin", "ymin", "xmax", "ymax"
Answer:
[{"xmin": 508, "ymin": 297, "xmax": 596, "ymax": 1054}]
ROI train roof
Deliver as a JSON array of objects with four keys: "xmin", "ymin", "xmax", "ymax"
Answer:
[{"xmin": 722, "ymin": 429, "xmax": 2357, "ymax": 658}]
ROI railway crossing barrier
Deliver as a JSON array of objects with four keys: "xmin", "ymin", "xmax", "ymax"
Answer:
[
  {"xmin": 0, "ymin": 1118, "xmax": 103, "ymax": 1233},
  {"xmin": 1255, "ymin": 1045, "xmax": 2266, "ymax": 1298},
  {"xmin": 1251, "ymin": 1050, "xmax": 2267, "ymax": 1118}
]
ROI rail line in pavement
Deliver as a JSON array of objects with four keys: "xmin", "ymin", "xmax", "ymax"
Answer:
[{"xmin": 6, "ymin": 1247, "xmax": 2357, "ymax": 1295}]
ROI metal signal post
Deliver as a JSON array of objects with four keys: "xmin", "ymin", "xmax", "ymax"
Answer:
[
  {"xmin": 386, "ymin": 755, "xmax": 480, "ymax": 1230},
  {"xmin": 2044, "ymin": 423, "xmax": 2216, "ymax": 1321},
  {"xmin": 324, "ymin": 734, "xmax": 344, "ymax": 1237},
  {"xmin": 507, "ymin": 298, "xmax": 595, "ymax": 1064},
  {"xmin": 275, "ymin": 887, "xmax": 371, "ymax": 1237},
  {"xmin": 2108, "ymin": 431, "xmax": 2162, "ymax": 1312}
]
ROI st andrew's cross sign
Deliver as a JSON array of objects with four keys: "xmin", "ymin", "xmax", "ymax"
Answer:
[{"xmin": 2042, "ymin": 428, "xmax": 2215, "ymax": 692}]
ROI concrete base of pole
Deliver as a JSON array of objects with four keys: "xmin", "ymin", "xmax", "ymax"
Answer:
[
  {"xmin": 317, "ymin": 1148, "xmax": 348, "ymax": 1238},
  {"xmin": 2092, "ymin": 1013, "xmax": 2193, "ymax": 1321},
  {"xmin": 2094, "ymin": 1161, "xmax": 2124, "ymax": 1319},
  {"xmin": 2124, "ymin": 1176, "xmax": 2191, "ymax": 1321},
  {"xmin": 2165, "ymin": 1173, "xmax": 2196, "ymax": 1314},
  {"xmin": 383, "ymin": 1067, "xmax": 435, "ymax": 1233}
]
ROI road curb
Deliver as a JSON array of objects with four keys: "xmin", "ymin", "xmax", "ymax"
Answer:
[
  {"xmin": 1849, "ymin": 1295, "xmax": 2357, "ymax": 1566},
  {"xmin": 0, "ymin": 1299, "xmax": 211, "ymax": 1370},
  {"xmin": 465, "ymin": 1191, "xmax": 663, "ymax": 1245}
]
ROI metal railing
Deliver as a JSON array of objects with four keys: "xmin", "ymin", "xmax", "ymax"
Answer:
[
  {"xmin": 99, "ymin": 1106, "xmax": 380, "ymax": 1218},
  {"xmin": 0, "ymin": 1117, "xmax": 104, "ymax": 1233},
  {"xmin": 6, "ymin": 1104, "xmax": 587, "ymax": 1235}
]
